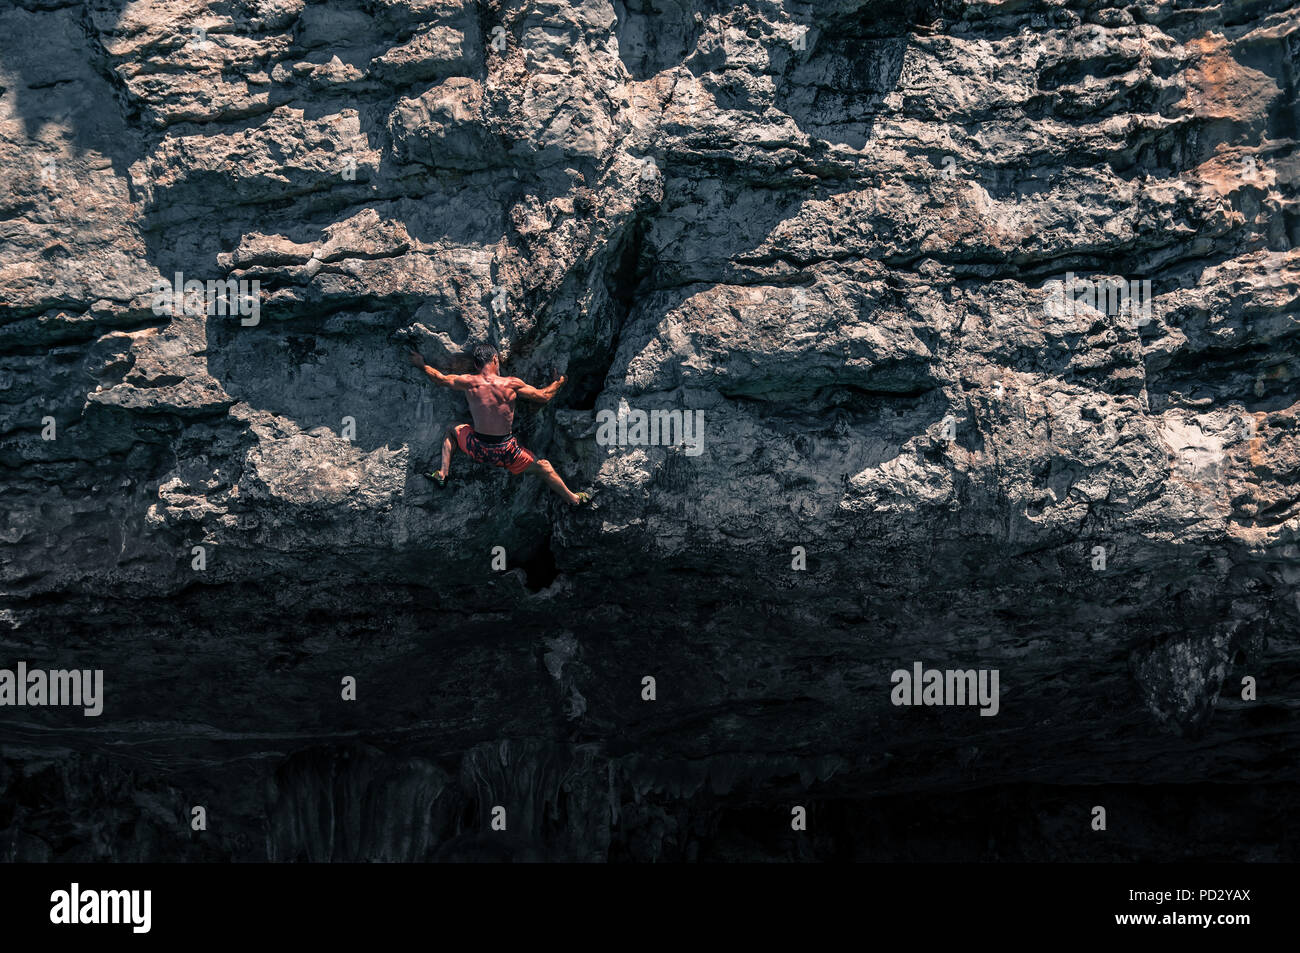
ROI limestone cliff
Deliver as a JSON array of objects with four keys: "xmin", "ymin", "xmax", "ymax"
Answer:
[{"xmin": 1, "ymin": 0, "xmax": 1297, "ymax": 861}]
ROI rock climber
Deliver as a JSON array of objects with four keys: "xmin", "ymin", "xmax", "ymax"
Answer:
[{"xmin": 407, "ymin": 344, "xmax": 591, "ymax": 505}]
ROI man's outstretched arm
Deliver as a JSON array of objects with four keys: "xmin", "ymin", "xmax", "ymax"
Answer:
[
  {"xmin": 513, "ymin": 375, "xmax": 566, "ymax": 403},
  {"xmin": 408, "ymin": 350, "xmax": 471, "ymax": 390}
]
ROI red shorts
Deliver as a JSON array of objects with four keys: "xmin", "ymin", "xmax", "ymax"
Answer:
[{"xmin": 454, "ymin": 424, "xmax": 536, "ymax": 475}]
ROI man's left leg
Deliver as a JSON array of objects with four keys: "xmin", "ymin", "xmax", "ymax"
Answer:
[
  {"xmin": 521, "ymin": 458, "xmax": 584, "ymax": 505},
  {"xmin": 506, "ymin": 439, "xmax": 588, "ymax": 505}
]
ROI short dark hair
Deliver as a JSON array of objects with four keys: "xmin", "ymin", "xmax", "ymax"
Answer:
[{"xmin": 471, "ymin": 343, "xmax": 497, "ymax": 371}]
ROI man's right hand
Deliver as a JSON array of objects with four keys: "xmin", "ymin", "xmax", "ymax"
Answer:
[{"xmin": 407, "ymin": 349, "xmax": 425, "ymax": 368}]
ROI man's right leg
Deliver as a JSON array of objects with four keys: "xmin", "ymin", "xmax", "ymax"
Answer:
[
  {"xmin": 434, "ymin": 425, "xmax": 467, "ymax": 480},
  {"xmin": 440, "ymin": 426, "xmax": 458, "ymax": 476}
]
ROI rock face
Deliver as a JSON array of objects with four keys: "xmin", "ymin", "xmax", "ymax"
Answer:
[{"xmin": 1, "ymin": 0, "xmax": 1297, "ymax": 861}]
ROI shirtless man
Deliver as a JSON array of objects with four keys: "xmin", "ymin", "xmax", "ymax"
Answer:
[{"xmin": 407, "ymin": 344, "xmax": 590, "ymax": 505}]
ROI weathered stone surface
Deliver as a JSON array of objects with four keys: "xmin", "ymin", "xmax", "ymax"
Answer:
[{"xmin": 0, "ymin": 0, "xmax": 1296, "ymax": 860}]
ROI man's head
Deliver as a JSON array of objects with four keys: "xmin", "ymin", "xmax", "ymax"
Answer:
[{"xmin": 471, "ymin": 343, "xmax": 498, "ymax": 373}]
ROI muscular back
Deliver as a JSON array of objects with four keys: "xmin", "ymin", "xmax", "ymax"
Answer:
[
  {"xmin": 463, "ymin": 373, "xmax": 521, "ymax": 435},
  {"xmin": 409, "ymin": 348, "xmax": 563, "ymax": 429}
]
